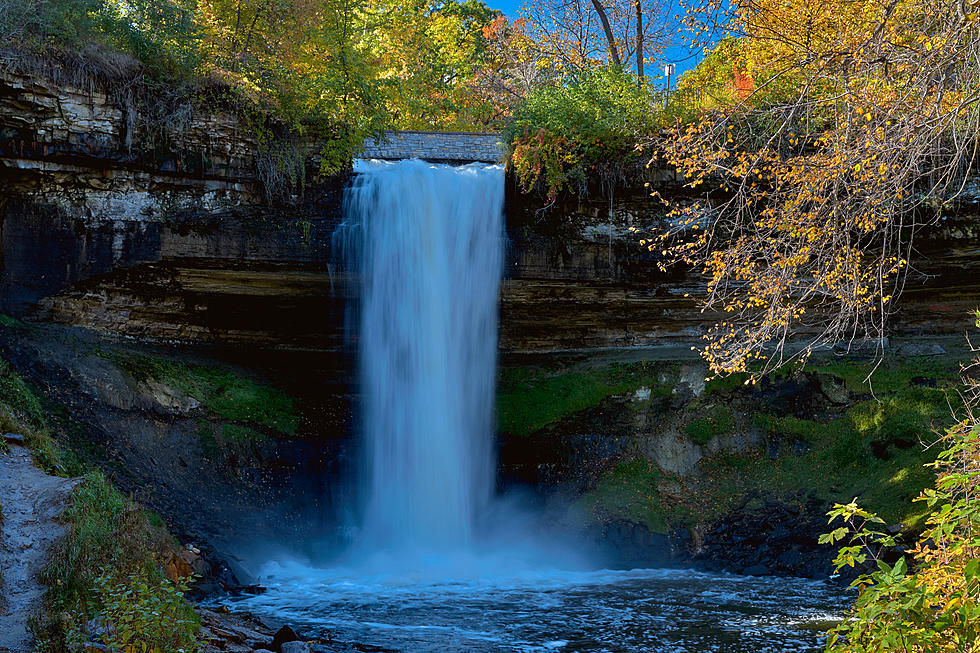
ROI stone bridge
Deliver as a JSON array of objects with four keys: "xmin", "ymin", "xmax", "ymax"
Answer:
[{"xmin": 360, "ymin": 130, "xmax": 504, "ymax": 164}]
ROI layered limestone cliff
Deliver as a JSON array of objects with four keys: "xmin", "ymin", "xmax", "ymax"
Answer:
[
  {"xmin": 0, "ymin": 61, "xmax": 345, "ymax": 346},
  {"xmin": 2, "ymin": 61, "xmax": 979, "ymax": 354}
]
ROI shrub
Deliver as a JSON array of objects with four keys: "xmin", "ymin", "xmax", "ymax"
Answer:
[
  {"xmin": 67, "ymin": 570, "xmax": 200, "ymax": 653},
  {"xmin": 504, "ymin": 65, "xmax": 664, "ymax": 199},
  {"xmin": 38, "ymin": 472, "xmax": 199, "ymax": 651}
]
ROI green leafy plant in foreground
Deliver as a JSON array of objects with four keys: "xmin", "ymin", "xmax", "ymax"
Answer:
[
  {"xmin": 37, "ymin": 472, "xmax": 199, "ymax": 652},
  {"xmin": 67, "ymin": 569, "xmax": 200, "ymax": 653}
]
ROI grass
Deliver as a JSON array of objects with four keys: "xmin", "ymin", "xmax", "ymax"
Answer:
[
  {"xmin": 0, "ymin": 353, "xmax": 200, "ymax": 648},
  {"xmin": 578, "ymin": 459, "xmax": 669, "ymax": 533},
  {"xmin": 497, "ymin": 361, "xmax": 677, "ymax": 436},
  {"xmin": 115, "ymin": 354, "xmax": 298, "ymax": 435},
  {"xmin": 36, "ymin": 472, "xmax": 199, "ymax": 650},
  {"xmin": 0, "ymin": 357, "xmax": 46, "ymax": 429},
  {"xmin": 0, "ymin": 357, "xmax": 83, "ymax": 476},
  {"xmin": 684, "ymin": 405, "xmax": 735, "ymax": 445}
]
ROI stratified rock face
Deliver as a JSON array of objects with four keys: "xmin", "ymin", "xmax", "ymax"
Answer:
[
  {"xmin": 2, "ymin": 62, "xmax": 980, "ymax": 352},
  {"xmin": 500, "ymin": 177, "xmax": 980, "ymax": 353},
  {"xmin": 0, "ymin": 62, "xmax": 346, "ymax": 347}
]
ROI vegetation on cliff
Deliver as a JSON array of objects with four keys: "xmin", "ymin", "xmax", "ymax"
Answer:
[
  {"xmin": 37, "ymin": 473, "xmax": 200, "ymax": 652},
  {"xmin": 497, "ymin": 360, "xmax": 674, "ymax": 436},
  {"xmin": 0, "ymin": 0, "xmax": 516, "ymax": 177},
  {"xmin": 824, "ymin": 318, "xmax": 980, "ymax": 652},
  {"xmin": 500, "ymin": 354, "xmax": 965, "ymax": 541}
]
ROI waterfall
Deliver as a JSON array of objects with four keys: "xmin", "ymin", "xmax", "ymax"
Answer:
[{"xmin": 339, "ymin": 158, "xmax": 505, "ymax": 553}]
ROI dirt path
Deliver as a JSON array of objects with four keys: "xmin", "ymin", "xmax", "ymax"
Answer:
[{"xmin": 0, "ymin": 442, "xmax": 79, "ymax": 653}]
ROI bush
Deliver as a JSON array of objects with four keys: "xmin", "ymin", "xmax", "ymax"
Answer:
[
  {"xmin": 67, "ymin": 570, "xmax": 200, "ymax": 653},
  {"xmin": 504, "ymin": 65, "xmax": 664, "ymax": 199}
]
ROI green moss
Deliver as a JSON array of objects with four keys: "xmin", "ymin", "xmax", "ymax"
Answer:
[
  {"xmin": 696, "ymin": 386, "xmax": 956, "ymax": 529},
  {"xmin": 579, "ymin": 459, "xmax": 668, "ymax": 533},
  {"xmin": 704, "ymin": 373, "xmax": 752, "ymax": 395},
  {"xmin": 703, "ymin": 355, "xmax": 962, "ymax": 397},
  {"xmin": 0, "ymin": 313, "xmax": 27, "ymax": 329},
  {"xmin": 684, "ymin": 406, "xmax": 735, "ymax": 444},
  {"xmin": 497, "ymin": 361, "xmax": 676, "ymax": 436},
  {"xmin": 808, "ymin": 357, "xmax": 961, "ymax": 394},
  {"xmin": 196, "ymin": 419, "xmax": 267, "ymax": 465},
  {"xmin": 117, "ymin": 355, "xmax": 298, "ymax": 435},
  {"xmin": 754, "ymin": 414, "xmax": 825, "ymax": 442}
]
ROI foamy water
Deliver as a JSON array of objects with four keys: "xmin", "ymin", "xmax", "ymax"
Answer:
[{"xmin": 223, "ymin": 562, "xmax": 846, "ymax": 652}]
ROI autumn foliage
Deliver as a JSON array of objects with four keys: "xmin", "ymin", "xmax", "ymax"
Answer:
[{"xmin": 650, "ymin": 0, "xmax": 980, "ymax": 375}]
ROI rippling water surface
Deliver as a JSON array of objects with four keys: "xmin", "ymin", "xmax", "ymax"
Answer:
[{"xmin": 223, "ymin": 561, "xmax": 846, "ymax": 652}]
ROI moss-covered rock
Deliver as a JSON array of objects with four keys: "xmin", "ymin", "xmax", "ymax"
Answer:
[{"xmin": 499, "ymin": 353, "xmax": 967, "ymax": 556}]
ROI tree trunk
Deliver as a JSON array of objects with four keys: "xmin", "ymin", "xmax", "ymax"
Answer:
[
  {"xmin": 590, "ymin": 0, "xmax": 622, "ymax": 67},
  {"xmin": 635, "ymin": 0, "xmax": 643, "ymax": 83}
]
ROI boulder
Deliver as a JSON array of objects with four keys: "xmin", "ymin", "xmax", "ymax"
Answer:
[
  {"xmin": 163, "ymin": 546, "xmax": 209, "ymax": 581},
  {"xmin": 271, "ymin": 625, "xmax": 300, "ymax": 652},
  {"xmin": 282, "ymin": 642, "xmax": 313, "ymax": 653},
  {"xmin": 2, "ymin": 432, "xmax": 25, "ymax": 445},
  {"xmin": 741, "ymin": 564, "xmax": 770, "ymax": 576},
  {"xmin": 137, "ymin": 378, "xmax": 202, "ymax": 414},
  {"xmin": 815, "ymin": 374, "xmax": 849, "ymax": 404}
]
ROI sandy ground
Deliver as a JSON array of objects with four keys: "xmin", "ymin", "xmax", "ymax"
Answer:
[{"xmin": 0, "ymin": 443, "xmax": 79, "ymax": 653}]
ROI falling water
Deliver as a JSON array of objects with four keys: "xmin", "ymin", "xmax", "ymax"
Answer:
[
  {"xmin": 340, "ymin": 158, "xmax": 505, "ymax": 552},
  {"xmin": 222, "ymin": 158, "xmax": 849, "ymax": 651}
]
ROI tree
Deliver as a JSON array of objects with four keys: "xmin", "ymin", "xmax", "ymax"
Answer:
[
  {"xmin": 506, "ymin": 64, "xmax": 664, "ymax": 199},
  {"xmin": 520, "ymin": 0, "xmax": 670, "ymax": 75},
  {"xmin": 648, "ymin": 0, "xmax": 980, "ymax": 376},
  {"xmin": 470, "ymin": 16, "xmax": 555, "ymax": 125},
  {"xmin": 362, "ymin": 0, "xmax": 501, "ymax": 130}
]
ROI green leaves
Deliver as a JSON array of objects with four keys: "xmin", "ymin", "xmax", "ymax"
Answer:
[
  {"xmin": 824, "ymin": 383, "xmax": 980, "ymax": 653},
  {"xmin": 505, "ymin": 65, "xmax": 664, "ymax": 198}
]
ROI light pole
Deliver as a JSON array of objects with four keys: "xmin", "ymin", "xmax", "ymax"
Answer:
[{"xmin": 664, "ymin": 63, "xmax": 675, "ymax": 108}]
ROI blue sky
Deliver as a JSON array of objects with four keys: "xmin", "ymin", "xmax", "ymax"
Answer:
[{"xmin": 486, "ymin": 0, "xmax": 707, "ymax": 79}]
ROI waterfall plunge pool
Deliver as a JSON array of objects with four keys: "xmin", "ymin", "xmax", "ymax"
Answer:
[{"xmin": 220, "ymin": 561, "xmax": 846, "ymax": 652}]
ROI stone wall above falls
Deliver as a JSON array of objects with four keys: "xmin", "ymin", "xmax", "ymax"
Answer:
[{"xmin": 360, "ymin": 130, "xmax": 504, "ymax": 163}]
